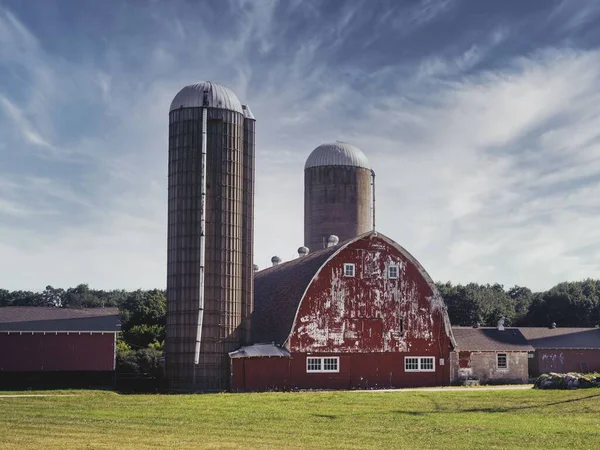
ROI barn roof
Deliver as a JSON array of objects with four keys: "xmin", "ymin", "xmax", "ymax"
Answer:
[
  {"xmin": 0, "ymin": 307, "xmax": 121, "ymax": 332},
  {"xmin": 229, "ymin": 343, "xmax": 291, "ymax": 358},
  {"xmin": 252, "ymin": 244, "xmax": 340, "ymax": 345},
  {"xmin": 518, "ymin": 327, "xmax": 600, "ymax": 349},
  {"xmin": 452, "ymin": 327, "xmax": 534, "ymax": 352}
]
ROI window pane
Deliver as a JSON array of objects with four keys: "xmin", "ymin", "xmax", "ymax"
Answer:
[
  {"xmin": 307, "ymin": 358, "xmax": 321, "ymax": 372},
  {"xmin": 344, "ymin": 264, "xmax": 355, "ymax": 277},
  {"xmin": 420, "ymin": 357, "xmax": 434, "ymax": 371},
  {"xmin": 323, "ymin": 358, "xmax": 338, "ymax": 372},
  {"xmin": 405, "ymin": 357, "xmax": 419, "ymax": 371},
  {"xmin": 389, "ymin": 266, "xmax": 398, "ymax": 279},
  {"xmin": 497, "ymin": 354, "xmax": 507, "ymax": 369}
]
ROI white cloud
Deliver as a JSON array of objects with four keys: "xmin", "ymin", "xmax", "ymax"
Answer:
[{"xmin": 1, "ymin": 1, "xmax": 600, "ymax": 294}]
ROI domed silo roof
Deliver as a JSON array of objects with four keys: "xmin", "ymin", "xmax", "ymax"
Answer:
[
  {"xmin": 305, "ymin": 141, "xmax": 370, "ymax": 170},
  {"xmin": 170, "ymin": 81, "xmax": 243, "ymax": 114}
]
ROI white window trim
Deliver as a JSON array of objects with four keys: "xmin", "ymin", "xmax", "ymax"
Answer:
[
  {"xmin": 306, "ymin": 356, "xmax": 340, "ymax": 373},
  {"xmin": 497, "ymin": 353, "xmax": 509, "ymax": 370},
  {"xmin": 343, "ymin": 263, "xmax": 355, "ymax": 277},
  {"xmin": 388, "ymin": 265, "xmax": 399, "ymax": 279},
  {"xmin": 404, "ymin": 356, "xmax": 436, "ymax": 372}
]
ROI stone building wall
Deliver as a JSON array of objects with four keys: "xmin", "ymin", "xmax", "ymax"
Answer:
[{"xmin": 451, "ymin": 351, "xmax": 529, "ymax": 384}]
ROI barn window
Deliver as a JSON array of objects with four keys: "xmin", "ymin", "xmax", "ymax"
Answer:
[
  {"xmin": 306, "ymin": 357, "xmax": 322, "ymax": 372},
  {"xmin": 306, "ymin": 356, "xmax": 340, "ymax": 373},
  {"xmin": 405, "ymin": 357, "xmax": 419, "ymax": 371},
  {"xmin": 497, "ymin": 353, "xmax": 508, "ymax": 369},
  {"xmin": 388, "ymin": 265, "xmax": 399, "ymax": 279},
  {"xmin": 405, "ymin": 356, "xmax": 435, "ymax": 372},
  {"xmin": 420, "ymin": 357, "xmax": 435, "ymax": 371},
  {"xmin": 343, "ymin": 263, "xmax": 355, "ymax": 277}
]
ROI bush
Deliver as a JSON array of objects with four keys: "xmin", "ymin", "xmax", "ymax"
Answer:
[{"xmin": 534, "ymin": 372, "xmax": 600, "ymax": 389}]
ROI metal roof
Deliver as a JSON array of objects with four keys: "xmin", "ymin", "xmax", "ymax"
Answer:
[
  {"xmin": 518, "ymin": 327, "xmax": 600, "ymax": 349},
  {"xmin": 305, "ymin": 141, "xmax": 371, "ymax": 170},
  {"xmin": 169, "ymin": 81, "xmax": 244, "ymax": 114},
  {"xmin": 229, "ymin": 343, "xmax": 291, "ymax": 358},
  {"xmin": 452, "ymin": 327, "xmax": 534, "ymax": 352},
  {"xmin": 0, "ymin": 307, "xmax": 121, "ymax": 332}
]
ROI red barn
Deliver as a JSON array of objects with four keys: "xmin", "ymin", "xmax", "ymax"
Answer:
[
  {"xmin": 0, "ymin": 307, "xmax": 121, "ymax": 388},
  {"xmin": 519, "ymin": 327, "xmax": 600, "ymax": 376},
  {"xmin": 230, "ymin": 231, "xmax": 455, "ymax": 391}
]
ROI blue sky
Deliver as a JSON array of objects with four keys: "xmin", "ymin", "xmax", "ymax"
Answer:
[{"xmin": 1, "ymin": 0, "xmax": 600, "ymax": 292}]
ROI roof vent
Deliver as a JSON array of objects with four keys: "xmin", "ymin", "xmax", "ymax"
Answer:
[
  {"xmin": 550, "ymin": 322, "xmax": 557, "ymax": 329},
  {"xmin": 271, "ymin": 256, "xmax": 282, "ymax": 266},
  {"xmin": 497, "ymin": 317, "xmax": 505, "ymax": 331},
  {"xmin": 326, "ymin": 235, "xmax": 339, "ymax": 248},
  {"xmin": 298, "ymin": 246, "xmax": 309, "ymax": 257},
  {"xmin": 253, "ymin": 264, "xmax": 259, "ymax": 272},
  {"xmin": 473, "ymin": 322, "xmax": 480, "ymax": 329}
]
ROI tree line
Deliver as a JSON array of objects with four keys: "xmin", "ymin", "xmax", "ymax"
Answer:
[
  {"xmin": 2, "ymin": 278, "xmax": 600, "ymax": 338},
  {"xmin": 437, "ymin": 279, "xmax": 600, "ymax": 328}
]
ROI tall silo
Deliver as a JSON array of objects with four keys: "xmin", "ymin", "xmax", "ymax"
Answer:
[
  {"xmin": 166, "ymin": 81, "xmax": 255, "ymax": 391},
  {"xmin": 304, "ymin": 141, "xmax": 374, "ymax": 251}
]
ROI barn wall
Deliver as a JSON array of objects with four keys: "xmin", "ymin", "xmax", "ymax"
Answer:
[
  {"xmin": 531, "ymin": 349, "xmax": 600, "ymax": 376},
  {"xmin": 290, "ymin": 353, "xmax": 448, "ymax": 389},
  {"xmin": 230, "ymin": 357, "xmax": 290, "ymax": 391},
  {"xmin": 289, "ymin": 235, "xmax": 452, "ymax": 359},
  {"xmin": 0, "ymin": 333, "xmax": 116, "ymax": 372},
  {"xmin": 231, "ymin": 352, "xmax": 450, "ymax": 391},
  {"xmin": 452, "ymin": 351, "xmax": 529, "ymax": 384}
]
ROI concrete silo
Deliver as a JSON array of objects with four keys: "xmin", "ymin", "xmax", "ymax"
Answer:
[
  {"xmin": 304, "ymin": 141, "xmax": 374, "ymax": 251},
  {"xmin": 166, "ymin": 81, "xmax": 255, "ymax": 391}
]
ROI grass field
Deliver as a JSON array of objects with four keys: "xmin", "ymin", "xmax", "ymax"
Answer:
[{"xmin": 1, "ymin": 388, "xmax": 599, "ymax": 449}]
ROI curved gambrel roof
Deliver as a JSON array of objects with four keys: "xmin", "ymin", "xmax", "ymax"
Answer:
[{"xmin": 251, "ymin": 231, "xmax": 456, "ymax": 348}]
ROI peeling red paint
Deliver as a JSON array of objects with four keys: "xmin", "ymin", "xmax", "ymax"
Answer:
[
  {"xmin": 231, "ymin": 233, "xmax": 454, "ymax": 391},
  {"xmin": 289, "ymin": 235, "xmax": 452, "ymax": 358}
]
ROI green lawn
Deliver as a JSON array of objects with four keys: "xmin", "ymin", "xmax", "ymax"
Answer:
[{"xmin": 1, "ymin": 388, "xmax": 599, "ymax": 449}]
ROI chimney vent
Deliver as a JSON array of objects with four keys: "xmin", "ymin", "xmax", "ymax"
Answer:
[
  {"xmin": 253, "ymin": 264, "xmax": 259, "ymax": 272},
  {"xmin": 298, "ymin": 246, "xmax": 309, "ymax": 257},
  {"xmin": 497, "ymin": 317, "xmax": 505, "ymax": 331},
  {"xmin": 326, "ymin": 235, "xmax": 339, "ymax": 248},
  {"xmin": 473, "ymin": 322, "xmax": 480, "ymax": 329},
  {"xmin": 271, "ymin": 256, "xmax": 282, "ymax": 266},
  {"xmin": 550, "ymin": 322, "xmax": 557, "ymax": 329}
]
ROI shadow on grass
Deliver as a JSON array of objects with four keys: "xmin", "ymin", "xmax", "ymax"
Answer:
[
  {"xmin": 312, "ymin": 414, "xmax": 337, "ymax": 420},
  {"xmin": 392, "ymin": 391, "xmax": 600, "ymax": 415}
]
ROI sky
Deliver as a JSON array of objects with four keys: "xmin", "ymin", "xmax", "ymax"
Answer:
[{"xmin": 1, "ymin": 0, "xmax": 600, "ymax": 293}]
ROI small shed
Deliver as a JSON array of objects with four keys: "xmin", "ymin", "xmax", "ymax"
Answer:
[
  {"xmin": 229, "ymin": 344, "xmax": 291, "ymax": 391},
  {"xmin": 451, "ymin": 327, "xmax": 534, "ymax": 384},
  {"xmin": 0, "ymin": 307, "xmax": 121, "ymax": 388},
  {"xmin": 519, "ymin": 327, "xmax": 600, "ymax": 376}
]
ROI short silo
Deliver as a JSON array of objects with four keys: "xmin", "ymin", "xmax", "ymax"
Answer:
[
  {"xmin": 166, "ymin": 81, "xmax": 255, "ymax": 391},
  {"xmin": 304, "ymin": 141, "xmax": 374, "ymax": 251}
]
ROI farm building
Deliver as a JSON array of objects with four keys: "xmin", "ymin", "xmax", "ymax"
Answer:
[
  {"xmin": 229, "ymin": 231, "xmax": 455, "ymax": 391},
  {"xmin": 450, "ymin": 326, "xmax": 533, "ymax": 385},
  {"xmin": 0, "ymin": 307, "xmax": 121, "ymax": 388},
  {"xmin": 519, "ymin": 327, "xmax": 600, "ymax": 376}
]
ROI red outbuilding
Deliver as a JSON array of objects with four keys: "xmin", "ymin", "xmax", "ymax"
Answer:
[
  {"xmin": 519, "ymin": 327, "xmax": 600, "ymax": 376},
  {"xmin": 230, "ymin": 231, "xmax": 455, "ymax": 391},
  {"xmin": 0, "ymin": 307, "xmax": 121, "ymax": 388}
]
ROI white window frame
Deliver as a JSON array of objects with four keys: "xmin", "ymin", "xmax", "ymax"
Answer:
[
  {"xmin": 404, "ymin": 356, "xmax": 436, "ymax": 372},
  {"xmin": 343, "ymin": 263, "xmax": 355, "ymax": 277},
  {"xmin": 388, "ymin": 265, "xmax": 399, "ymax": 279},
  {"xmin": 497, "ymin": 353, "xmax": 508, "ymax": 370},
  {"xmin": 306, "ymin": 356, "xmax": 340, "ymax": 373}
]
